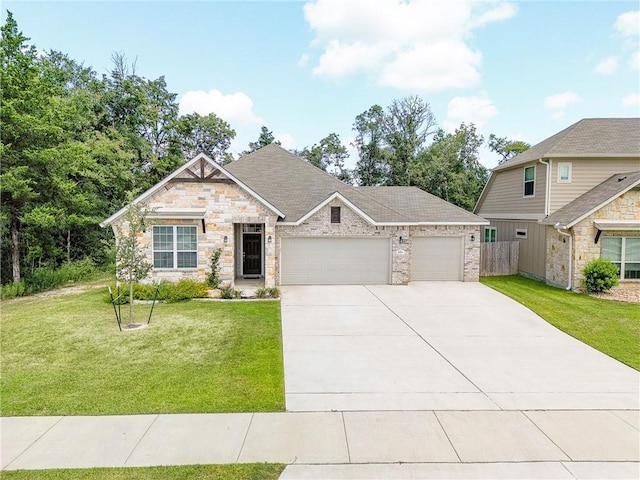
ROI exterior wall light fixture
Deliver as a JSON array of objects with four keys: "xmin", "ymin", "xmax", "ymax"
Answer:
[
  {"xmin": 267, "ymin": 235, "xmax": 272, "ymax": 243},
  {"xmin": 223, "ymin": 235, "xmax": 228, "ymax": 244}
]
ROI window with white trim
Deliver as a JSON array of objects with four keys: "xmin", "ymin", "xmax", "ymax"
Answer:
[
  {"xmin": 484, "ymin": 227, "xmax": 497, "ymax": 243},
  {"xmin": 523, "ymin": 166, "xmax": 535, "ymax": 197},
  {"xmin": 152, "ymin": 225, "xmax": 198, "ymax": 269},
  {"xmin": 602, "ymin": 237, "xmax": 640, "ymax": 280},
  {"xmin": 557, "ymin": 162, "xmax": 572, "ymax": 183}
]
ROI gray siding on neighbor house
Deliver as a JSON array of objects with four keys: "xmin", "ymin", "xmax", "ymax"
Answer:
[
  {"xmin": 476, "ymin": 162, "xmax": 547, "ymax": 217},
  {"xmin": 549, "ymin": 158, "xmax": 640, "ymax": 214},
  {"xmin": 484, "ymin": 220, "xmax": 547, "ymax": 279}
]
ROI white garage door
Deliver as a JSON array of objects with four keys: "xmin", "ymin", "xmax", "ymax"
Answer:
[
  {"xmin": 412, "ymin": 236, "xmax": 463, "ymax": 281},
  {"xmin": 281, "ymin": 237, "xmax": 390, "ymax": 285}
]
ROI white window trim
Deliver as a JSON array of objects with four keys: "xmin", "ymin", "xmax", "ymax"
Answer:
[
  {"xmin": 152, "ymin": 225, "xmax": 198, "ymax": 270},
  {"xmin": 557, "ymin": 162, "xmax": 572, "ymax": 183},
  {"xmin": 523, "ymin": 165, "xmax": 536, "ymax": 197},
  {"xmin": 484, "ymin": 226, "xmax": 497, "ymax": 243},
  {"xmin": 515, "ymin": 228, "xmax": 528, "ymax": 239},
  {"xmin": 602, "ymin": 236, "xmax": 640, "ymax": 281}
]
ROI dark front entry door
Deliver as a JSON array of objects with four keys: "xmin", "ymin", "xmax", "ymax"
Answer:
[{"xmin": 243, "ymin": 234, "xmax": 261, "ymax": 275}]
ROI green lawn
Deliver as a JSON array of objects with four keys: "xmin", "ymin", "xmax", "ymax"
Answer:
[
  {"xmin": 1, "ymin": 464, "xmax": 285, "ymax": 480},
  {"xmin": 481, "ymin": 275, "xmax": 640, "ymax": 370},
  {"xmin": 1, "ymin": 288, "xmax": 284, "ymax": 416}
]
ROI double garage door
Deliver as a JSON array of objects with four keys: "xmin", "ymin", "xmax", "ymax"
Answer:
[{"xmin": 280, "ymin": 236, "xmax": 463, "ymax": 285}]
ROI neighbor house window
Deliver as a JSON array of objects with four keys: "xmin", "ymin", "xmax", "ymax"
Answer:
[
  {"xmin": 523, "ymin": 166, "xmax": 535, "ymax": 197},
  {"xmin": 152, "ymin": 225, "xmax": 197, "ymax": 269},
  {"xmin": 602, "ymin": 237, "xmax": 640, "ymax": 280},
  {"xmin": 557, "ymin": 162, "xmax": 572, "ymax": 183},
  {"xmin": 484, "ymin": 227, "xmax": 497, "ymax": 243},
  {"xmin": 331, "ymin": 206, "xmax": 341, "ymax": 223}
]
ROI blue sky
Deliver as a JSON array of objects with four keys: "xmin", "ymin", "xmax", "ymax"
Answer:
[{"xmin": 4, "ymin": 1, "xmax": 640, "ymax": 167}]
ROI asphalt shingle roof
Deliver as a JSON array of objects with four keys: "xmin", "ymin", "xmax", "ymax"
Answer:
[
  {"xmin": 494, "ymin": 118, "xmax": 640, "ymax": 171},
  {"xmin": 541, "ymin": 171, "xmax": 640, "ymax": 227},
  {"xmin": 225, "ymin": 144, "xmax": 487, "ymax": 224}
]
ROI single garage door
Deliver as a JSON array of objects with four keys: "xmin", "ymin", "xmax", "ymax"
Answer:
[
  {"xmin": 281, "ymin": 237, "xmax": 390, "ymax": 285},
  {"xmin": 412, "ymin": 236, "xmax": 463, "ymax": 281}
]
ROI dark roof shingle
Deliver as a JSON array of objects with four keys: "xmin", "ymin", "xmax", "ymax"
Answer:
[
  {"xmin": 494, "ymin": 118, "xmax": 640, "ymax": 171},
  {"xmin": 226, "ymin": 144, "xmax": 487, "ymax": 224}
]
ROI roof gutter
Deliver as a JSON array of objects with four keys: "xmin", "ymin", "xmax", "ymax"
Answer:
[
  {"xmin": 538, "ymin": 158, "xmax": 551, "ymax": 217},
  {"xmin": 554, "ymin": 223, "xmax": 573, "ymax": 291}
]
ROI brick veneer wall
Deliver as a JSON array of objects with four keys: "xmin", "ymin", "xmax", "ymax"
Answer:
[{"xmin": 276, "ymin": 199, "xmax": 481, "ymax": 284}]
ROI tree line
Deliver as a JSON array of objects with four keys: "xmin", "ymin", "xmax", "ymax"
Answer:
[{"xmin": 0, "ymin": 12, "xmax": 528, "ymax": 285}]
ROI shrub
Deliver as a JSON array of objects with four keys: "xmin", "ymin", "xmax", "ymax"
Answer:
[
  {"xmin": 206, "ymin": 248, "xmax": 223, "ymax": 289},
  {"xmin": 0, "ymin": 281, "xmax": 27, "ymax": 300},
  {"xmin": 162, "ymin": 279, "xmax": 209, "ymax": 302},
  {"xmin": 105, "ymin": 279, "xmax": 209, "ymax": 304},
  {"xmin": 267, "ymin": 287, "xmax": 280, "ymax": 298},
  {"xmin": 255, "ymin": 287, "xmax": 269, "ymax": 298},
  {"xmin": 583, "ymin": 258, "xmax": 619, "ymax": 293},
  {"xmin": 219, "ymin": 284, "xmax": 241, "ymax": 299}
]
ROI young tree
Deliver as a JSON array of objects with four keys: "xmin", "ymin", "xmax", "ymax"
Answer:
[
  {"xmin": 244, "ymin": 125, "xmax": 280, "ymax": 154},
  {"xmin": 114, "ymin": 200, "xmax": 153, "ymax": 326}
]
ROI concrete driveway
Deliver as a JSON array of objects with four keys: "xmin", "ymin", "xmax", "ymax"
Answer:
[{"xmin": 281, "ymin": 282, "xmax": 640, "ymax": 412}]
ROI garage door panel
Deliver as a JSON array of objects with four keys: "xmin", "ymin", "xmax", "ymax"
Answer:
[
  {"xmin": 412, "ymin": 237, "xmax": 463, "ymax": 281},
  {"xmin": 281, "ymin": 237, "xmax": 390, "ymax": 285}
]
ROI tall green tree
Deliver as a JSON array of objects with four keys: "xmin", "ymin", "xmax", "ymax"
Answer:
[
  {"xmin": 244, "ymin": 125, "xmax": 280, "ymax": 154},
  {"xmin": 383, "ymin": 96, "xmax": 437, "ymax": 186},
  {"xmin": 297, "ymin": 133, "xmax": 351, "ymax": 183},
  {"xmin": 352, "ymin": 105, "xmax": 387, "ymax": 186},
  {"xmin": 174, "ymin": 112, "xmax": 236, "ymax": 164},
  {"xmin": 488, "ymin": 134, "xmax": 531, "ymax": 164},
  {"xmin": 412, "ymin": 123, "xmax": 488, "ymax": 211}
]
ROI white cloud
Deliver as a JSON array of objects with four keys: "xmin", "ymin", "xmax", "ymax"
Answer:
[
  {"xmin": 629, "ymin": 52, "xmax": 640, "ymax": 70},
  {"xmin": 297, "ymin": 53, "xmax": 309, "ymax": 68},
  {"xmin": 302, "ymin": 0, "xmax": 516, "ymax": 92},
  {"xmin": 621, "ymin": 92, "xmax": 640, "ymax": 108},
  {"xmin": 444, "ymin": 95, "xmax": 498, "ymax": 132},
  {"xmin": 614, "ymin": 10, "xmax": 640, "ymax": 38},
  {"xmin": 275, "ymin": 132, "xmax": 297, "ymax": 150},
  {"xmin": 179, "ymin": 89, "xmax": 263, "ymax": 126},
  {"xmin": 594, "ymin": 56, "xmax": 619, "ymax": 75},
  {"xmin": 544, "ymin": 91, "xmax": 580, "ymax": 120}
]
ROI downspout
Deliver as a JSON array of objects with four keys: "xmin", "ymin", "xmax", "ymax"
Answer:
[
  {"xmin": 554, "ymin": 223, "xmax": 573, "ymax": 291},
  {"xmin": 539, "ymin": 158, "xmax": 551, "ymax": 217}
]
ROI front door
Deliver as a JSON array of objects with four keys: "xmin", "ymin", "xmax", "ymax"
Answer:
[{"xmin": 243, "ymin": 234, "xmax": 262, "ymax": 276}]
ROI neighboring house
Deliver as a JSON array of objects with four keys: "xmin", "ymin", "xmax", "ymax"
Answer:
[
  {"xmin": 475, "ymin": 118, "xmax": 640, "ymax": 293},
  {"xmin": 102, "ymin": 144, "xmax": 488, "ymax": 287}
]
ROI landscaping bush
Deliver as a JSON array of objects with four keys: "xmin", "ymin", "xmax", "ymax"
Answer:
[
  {"xmin": 583, "ymin": 258, "xmax": 619, "ymax": 293},
  {"xmin": 267, "ymin": 287, "xmax": 280, "ymax": 298},
  {"xmin": 255, "ymin": 287, "xmax": 269, "ymax": 298},
  {"xmin": 219, "ymin": 284, "xmax": 241, "ymax": 299},
  {"xmin": 0, "ymin": 281, "xmax": 26, "ymax": 299},
  {"xmin": 105, "ymin": 279, "xmax": 209, "ymax": 304}
]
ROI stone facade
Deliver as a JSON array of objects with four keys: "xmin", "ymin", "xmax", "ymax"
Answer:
[
  {"xmin": 111, "ymin": 181, "xmax": 277, "ymax": 287},
  {"xmin": 113, "ymin": 185, "xmax": 482, "ymax": 287},
  {"xmin": 546, "ymin": 189, "xmax": 640, "ymax": 294},
  {"xmin": 276, "ymin": 199, "xmax": 481, "ymax": 284}
]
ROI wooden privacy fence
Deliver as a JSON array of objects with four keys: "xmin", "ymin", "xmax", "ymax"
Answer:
[{"xmin": 480, "ymin": 241, "xmax": 519, "ymax": 276}]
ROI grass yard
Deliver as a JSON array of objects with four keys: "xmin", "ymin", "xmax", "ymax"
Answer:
[
  {"xmin": 481, "ymin": 275, "xmax": 640, "ymax": 370},
  {"xmin": 1, "ymin": 287, "xmax": 284, "ymax": 416},
  {"xmin": 1, "ymin": 464, "xmax": 285, "ymax": 480}
]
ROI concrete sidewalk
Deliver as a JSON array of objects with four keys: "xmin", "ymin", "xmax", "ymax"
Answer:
[{"xmin": 2, "ymin": 410, "xmax": 638, "ymax": 478}]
